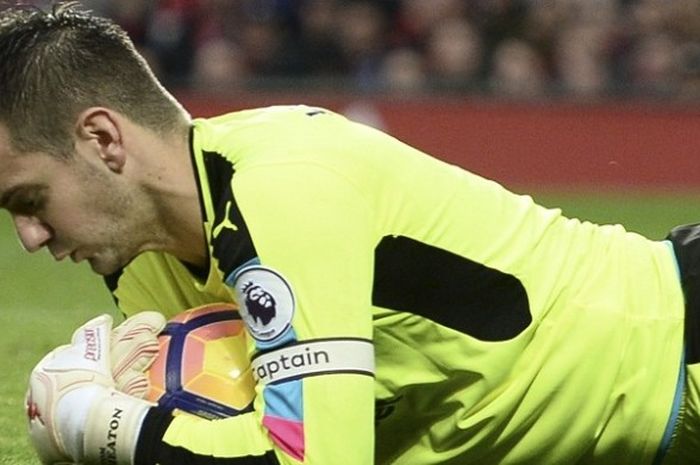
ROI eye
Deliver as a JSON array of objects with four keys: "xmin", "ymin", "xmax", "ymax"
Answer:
[
  {"xmin": 10, "ymin": 191, "xmax": 46, "ymax": 216},
  {"xmin": 0, "ymin": 184, "xmax": 48, "ymax": 216}
]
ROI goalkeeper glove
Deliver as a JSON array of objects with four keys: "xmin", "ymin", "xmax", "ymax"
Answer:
[
  {"xmin": 111, "ymin": 311, "xmax": 166, "ymax": 398},
  {"xmin": 26, "ymin": 314, "xmax": 153, "ymax": 465}
]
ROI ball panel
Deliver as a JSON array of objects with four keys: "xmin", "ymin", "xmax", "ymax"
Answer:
[
  {"xmin": 145, "ymin": 335, "xmax": 171, "ymax": 402},
  {"xmin": 176, "ymin": 304, "xmax": 235, "ymax": 324},
  {"xmin": 190, "ymin": 319, "xmax": 244, "ymax": 340},
  {"xmin": 181, "ymin": 337, "xmax": 206, "ymax": 385},
  {"xmin": 145, "ymin": 303, "xmax": 256, "ymax": 419}
]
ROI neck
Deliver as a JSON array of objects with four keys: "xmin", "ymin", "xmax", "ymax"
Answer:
[{"xmin": 129, "ymin": 123, "xmax": 208, "ymax": 267}]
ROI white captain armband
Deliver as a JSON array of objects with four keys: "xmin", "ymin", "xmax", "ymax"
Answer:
[{"xmin": 251, "ymin": 338, "xmax": 375, "ymax": 385}]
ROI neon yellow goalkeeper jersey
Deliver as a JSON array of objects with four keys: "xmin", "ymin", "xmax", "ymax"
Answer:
[{"xmin": 108, "ymin": 106, "xmax": 686, "ymax": 465}]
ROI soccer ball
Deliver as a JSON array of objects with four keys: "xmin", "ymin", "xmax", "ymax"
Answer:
[{"xmin": 145, "ymin": 303, "xmax": 256, "ymax": 420}]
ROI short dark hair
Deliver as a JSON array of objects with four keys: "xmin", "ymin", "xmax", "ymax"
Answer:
[{"xmin": 0, "ymin": 2, "xmax": 189, "ymax": 156}]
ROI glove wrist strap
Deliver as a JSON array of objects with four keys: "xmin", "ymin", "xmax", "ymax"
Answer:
[{"xmin": 83, "ymin": 390, "xmax": 152, "ymax": 465}]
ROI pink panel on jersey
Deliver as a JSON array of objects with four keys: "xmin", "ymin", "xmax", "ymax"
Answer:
[{"xmin": 263, "ymin": 415, "xmax": 305, "ymax": 461}]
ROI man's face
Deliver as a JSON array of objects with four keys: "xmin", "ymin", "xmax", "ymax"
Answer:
[{"xmin": 0, "ymin": 125, "xmax": 146, "ymax": 275}]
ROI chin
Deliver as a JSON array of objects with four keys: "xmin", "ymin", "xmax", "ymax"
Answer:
[
  {"xmin": 91, "ymin": 250, "xmax": 142, "ymax": 275},
  {"xmin": 88, "ymin": 256, "xmax": 121, "ymax": 276},
  {"xmin": 88, "ymin": 260, "xmax": 113, "ymax": 276}
]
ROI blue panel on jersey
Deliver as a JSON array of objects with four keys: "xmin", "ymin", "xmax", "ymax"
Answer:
[
  {"xmin": 263, "ymin": 379, "xmax": 303, "ymax": 421},
  {"xmin": 226, "ymin": 257, "xmax": 261, "ymax": 286}
]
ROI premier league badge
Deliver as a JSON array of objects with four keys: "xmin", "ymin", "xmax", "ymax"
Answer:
[{"xmin": 231, "ymin": 265, "xmax": 295, "ymax": 343}]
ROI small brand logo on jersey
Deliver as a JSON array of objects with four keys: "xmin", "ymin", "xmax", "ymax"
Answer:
[
  {"xmin": 213, "ymin": 200, "xmax": 239, "ymax": 239},
  {"xmin": 233, "ymin": 266, "xmax": 294, "ymax": 342},
  {"xmin": 306, "ymin": 109, "xmax": 326, "ymax": 117}
]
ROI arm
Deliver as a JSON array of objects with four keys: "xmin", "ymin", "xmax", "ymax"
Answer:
[{"xmin": 232, "ymin": 162, "xmax": 377, "ymax": 463}]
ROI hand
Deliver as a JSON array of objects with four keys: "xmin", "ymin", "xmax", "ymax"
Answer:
[
  {"xmin": 26, "ymin": 314, "xmax": 152, "ymax": 465},
  {"xmin": 111, "ymin": 311, "xmax": 166, "ymax": 398}
]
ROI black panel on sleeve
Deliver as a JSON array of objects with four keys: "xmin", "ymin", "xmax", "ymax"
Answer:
[
  {"xmin": 666, "ymin": 223, "xmax": 700, "ymax": 363},
  {"xmin": 133, "ymin": 406, "xmax": 174, "ymax": 465},
  {"xmin": 372, "ymin": 235, "xmax": 532, "ymax": 341},
  {"xmin": 202, "ymin": 151, "xmax": 258, "ymax": 277}
]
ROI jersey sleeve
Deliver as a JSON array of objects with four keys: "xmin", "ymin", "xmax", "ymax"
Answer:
[{"xmin": 228, "ymin": 160, "xmax": 377, "ymax": 464}]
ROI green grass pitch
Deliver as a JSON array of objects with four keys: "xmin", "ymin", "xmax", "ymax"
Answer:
[
  {"xmin": 0, "ymin": 213, "xmax": 116, "ymax": 464},
  {"xmin": 0, "ymin": 190, "xmax": 698, "ymax": 463}
]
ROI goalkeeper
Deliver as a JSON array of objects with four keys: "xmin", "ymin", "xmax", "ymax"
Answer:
[{"xmin": 1, "ymin": 3, "xmax": 699, "ymax": 465}]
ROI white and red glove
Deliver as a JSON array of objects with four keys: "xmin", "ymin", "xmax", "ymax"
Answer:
[
  {"xmin": 110, "ymin": 311, "xmax": 166, "ymax": 398},
  {"xmin": 26, "ymin": 314, "xmax": 156, "ymax": 465}
]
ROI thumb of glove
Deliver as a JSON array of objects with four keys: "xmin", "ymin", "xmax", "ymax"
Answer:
[{"xmin": 41, "ymin": 313, "xmax": 115, "ymax": 378}]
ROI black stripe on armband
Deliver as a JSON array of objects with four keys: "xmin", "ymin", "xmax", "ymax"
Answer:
[{"xmin": 133, "ymin": 406, "xmax": 174, "ymax": 465}]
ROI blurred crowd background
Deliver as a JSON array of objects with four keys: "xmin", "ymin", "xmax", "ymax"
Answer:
[{"xmin": 16, "ymin": 0, "xmax": 700, "ymax": 101}]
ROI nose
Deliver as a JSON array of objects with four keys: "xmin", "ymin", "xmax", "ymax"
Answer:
[{"xmin": 12, "ymin": 214, "xmax": 53, "ymax": 253}]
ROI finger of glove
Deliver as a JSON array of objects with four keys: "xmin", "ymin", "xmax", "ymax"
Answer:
[
  {"xmin": 111, "ymin": 311, "xmax": 165, "ymax": 376},
  {"xmin": 111, "ymin": 311, "xmax": 166, "ymax": 342},
  {"xmin": 112, "ymin": 335, "xmax": 160, "ymax": 397},
  {"xmin": 111, "ymin": 312, "xmax": 166, "ymax": 397}
]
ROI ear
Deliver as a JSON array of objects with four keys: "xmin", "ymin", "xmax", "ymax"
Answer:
[{"xmin": 75, "ymin": 107, "xmax": 126, "ymax": 173}]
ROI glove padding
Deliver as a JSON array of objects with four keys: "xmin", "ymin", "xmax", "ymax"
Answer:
[
  {"xmin": 26, "ymin": 314, "xmax": 153, "ymax": 465},
  {"xmin": 111, "ymin": 311, "xmax": 166, "ymax": 398}
]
